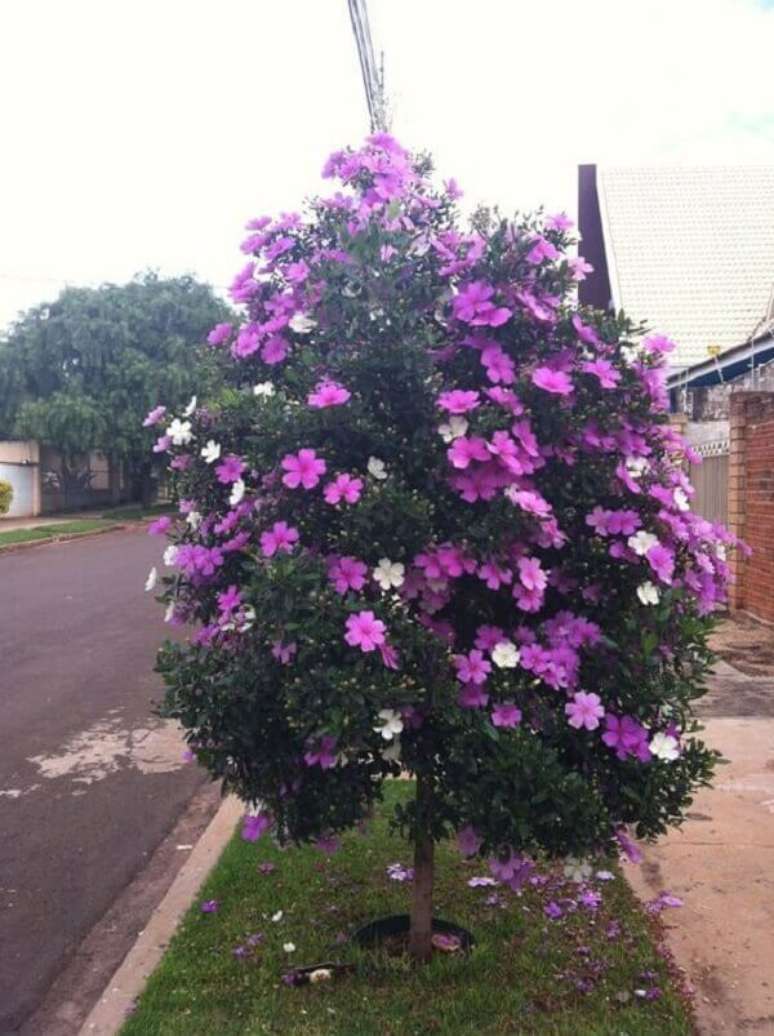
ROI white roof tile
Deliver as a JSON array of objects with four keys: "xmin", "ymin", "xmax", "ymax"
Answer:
[{"xmin": 596, "ymin": 165, "xmax": 774, "ymax": 369}]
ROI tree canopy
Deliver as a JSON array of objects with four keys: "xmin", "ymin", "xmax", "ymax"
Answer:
[{"xmin": 0, "ymin": 272, "xmax": 230, "ymax": 492}]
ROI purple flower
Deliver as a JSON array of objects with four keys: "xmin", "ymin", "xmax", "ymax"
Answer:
[
  {"xmin": 457, "ymin": 824, "xmax": 482, "ymax": 857},
  {"xmin": 437, "ymin": 389, "xmax": 481, "ymax": 414},
  {"xmin": 491, "ymin": 702, "xmax": 522, "ymax": 729},
  {"xmin": 344, "ymin": 611, "xmax": 386, "ymax": 652},
  {"xmin": 527, "ymin": 236, "xmax": 560, "ymax": 265},
  {"xmin": 147, "ymin": 515, "xmax": 172, "ymax": 536},
  {"xmin": 304, "ymin": 735, "xmax": 338, "ymax": 769},
  {"xmin": 142, "ymin": 405, "xmax": 167, "ymax": 427},
  {"xmin": 242, "ymin": 812, "xmax": 273, "ymax": 842},
  {"xmin": 328, "ymin": 555, "xmax": 368, "ymax": 594},
  {"xmin": 324, "ymin": 473, "xmax": 363, "ymax": 505},
  {"xmin": 200, "ymin": 899, "xmax": 219, "ymax": 913},
  {"xmin": 544, "ymin": 901, "xmax": 563, "ymax": 919},
  {"xmin": 452, "ymin": 280, "xmax": 511, "ymax": 327},
  {"xmin": 532, "ymin": 367, "xmax": 574, "ymax": 395},
  {"xmin": 257, "ymin": 862, "xmax": 276, "ymax": 875},
  {"xmin": 452, "ymin": 650, "xmax": 491, "ymax": 685},
  {"xmin": 207, "ymin": 322, "xmax": 232, "ymax": 346},
  {"xmin": 386, "ymin": 862, "xmax": 414, "ymax": 882},
  {"xmin": 647, "ymin": 544, "xmax": 675, "ymax": 585},
  {"xmin": 565, "ymin": 691, "xmax": 605, "ymax": 731},
  {"xmin": 260, "ymin": 521, "xmax": 299, "ymax": 557},
  {"xmin": 308, "ymin": 380, "xmax": 351, "ymax": 408},
  {"xmin": 281, "ymin": 449, "xmax": 326, "ymax": 490},
  {"xmin": 216, "ymin": 455, "xmax": 246, "ymax": 485}
]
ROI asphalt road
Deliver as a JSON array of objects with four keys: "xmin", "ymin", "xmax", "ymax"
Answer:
[{"xmin": 0, "ymin": 527, "xmax": 207, "ymax": 1034}]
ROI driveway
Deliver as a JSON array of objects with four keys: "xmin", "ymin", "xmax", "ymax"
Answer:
[{"xmin": 0, "ymin": 527, "xmax": 210, "ymax": 1034}]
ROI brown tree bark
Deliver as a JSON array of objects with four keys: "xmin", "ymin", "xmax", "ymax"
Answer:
[{"xmin": 408, "ymin": 771, "xmax": 434, "ymax": 962}]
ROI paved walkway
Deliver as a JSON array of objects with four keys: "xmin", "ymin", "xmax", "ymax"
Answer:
[
  {"xmin": 0, "ymin": 512, "xmax": 103, "ymax": 532},
  {"xmin": 628, "ymin": 658, "xmax": 774, "ymax": 1035}
]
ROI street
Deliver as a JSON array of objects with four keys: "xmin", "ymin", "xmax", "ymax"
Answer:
[{"xmin": 0, "ymin": 527, "xmax": 207, "ymax": 1034}]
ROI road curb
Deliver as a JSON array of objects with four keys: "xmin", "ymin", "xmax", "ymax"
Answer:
[
  {"xmin": 0, "ymin": 523, "xmax": 128, "ymax": 556},
  {"xmin": 78, "ymin": 794, "xmax": 243, "ymax": 1036}
]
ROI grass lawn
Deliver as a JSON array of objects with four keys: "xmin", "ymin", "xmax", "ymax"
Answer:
[
  {"xmin": 122, "ymin": 783, "xmax": 692, "ymax": 1036},
  {"xmin": 99, "ymin": 502, "xmax": 173, "ymax": 521},
  {"xmin": 0, "ymin": 518, "xmax": 118, "ymax": 548}
]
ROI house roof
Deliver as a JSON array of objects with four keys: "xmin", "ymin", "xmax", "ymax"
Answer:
[{"xmin": 594, "ymin": 165, "xmax": 774, "ymax": 370}]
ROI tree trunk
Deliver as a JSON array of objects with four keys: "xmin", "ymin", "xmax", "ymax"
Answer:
[{"xmin": 408, "ymin": 772, "xmax": 434, "ymax": 962}]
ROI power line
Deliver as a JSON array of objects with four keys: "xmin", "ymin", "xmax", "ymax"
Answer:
[{"xmin": 347, "ymin": 0, "xmax": 388, "ymax": 133}]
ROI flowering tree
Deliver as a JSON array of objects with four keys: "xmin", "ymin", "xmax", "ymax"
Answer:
[{"xmin": 150, "ymin": 135, "xmax": 741, "ymax": 962}]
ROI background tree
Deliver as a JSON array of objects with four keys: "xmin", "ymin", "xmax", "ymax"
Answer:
[
  {"xmin": 152, "ymin": 135, "xmax": 741, "ymax": 962},
  {"xmin": 0, "ymin": 272, "xmax": 230, "ymax": 503}
]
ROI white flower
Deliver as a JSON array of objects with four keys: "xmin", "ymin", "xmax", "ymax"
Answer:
[
  {"xmin": 563, "ymin": 856, "xmax": 593, "ymax": 883},
  {"xmin": 186, "ymin": 510, "xmax": 202, "ymax": 531},
  {"xmin": 289, "ymin": 312, "xmax": 316, "ymax": 334},
  {"xmin": 620, "ymin": 344, "xmax": 642, "ymax": 365},
  {"xmin": 253, "ymin": 381, "xmax": 275, "ymax": 398},
  {"xmin": 382, "ymin": 739, "xmax": 402, "ymax": 763},
  {"xmin": 229, "ymin": 479, "xmax": 245, "ymax": 506},
  {"xmin": 625, "ymin": 456, "xmax": 649, "ymax": 479},
  {"xmin": 283, "ymin": 942, "xmax": 296, "ymax": 953},
  {"xmin": 715, "ymin": 543, "xmax": 727, "ymax": 561},
  {"xmin": 492, "ymin": 640, "xmax": 520, "ymax": 668},
  {"xmin": 164, "ymin": 602, "xmax": 175, "ymax": 623},
  {"xmin": 163, "ymin": 545, "xmax": 179, "ymax": 567},
  {"xmin": 182, "ymin": 395, "xmax": 197, "ymax": 417},
  {"xmin": 628, "ymin": 531, "xmax": 659, "ymax": 556},
  {"xmin": 271, "ymin": 910, "xmax": 283, "ymax": 922},
  {"xmin": 200, "ymin": 440, "xmax": 221, "ymax": 464},
  {"xmin": 166, "ymin": 418, "xmax": 193, "ymax": 446},
  {"xmin": 144, "ymin": 567, "xmax": 157, "ymax": 592},
  {"xmin": 373, "ymin": 559, "xmax": 405, "ymax": 591},
  {"xmin": 637, "ymin": 581, "xmax": 660, "ymax": 606},
  {"xmin": 374, "ymin": 708, "xmax": 404, "ymax": 742},
  {"xmin": 367, "ymin": 456, "xmax": 387, "ymax": 480},
  {"xmin": 673, "ymin": 488, "xmax": 690, "ymax": 512},
  {"xmin": 239, "ymin": 606, "xmax": 256, "ymax": 632},
  {"xmin": 649, "ymin": 732, "xmax": 680, "ymax": 761},
  {"xmin": 309, "ymin": 968, "xmax": 332, "ymax": 983},
  {"xmin": 438, "ymin": 415, "xmax": 469, "ymax": 443}
]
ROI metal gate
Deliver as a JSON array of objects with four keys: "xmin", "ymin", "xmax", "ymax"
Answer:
[{"xmin": 689, "ymin": 439, "xmax": 728, "ymax": 526}]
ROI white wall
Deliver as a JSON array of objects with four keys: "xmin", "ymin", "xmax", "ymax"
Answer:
[{"xmin": 0, "ymin": 440, "xmax": 41, "ymax": 517}]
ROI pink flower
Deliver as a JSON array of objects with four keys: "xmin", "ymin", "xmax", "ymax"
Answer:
[
  {"xmin": 647, "ymin": 544, "xmax": 675, "ymax": 585},
  {"xmin": 643, "ymin": 333, "xmax": 676, "ymax": 355},
  {"xmin": 142, "ymin": 405, "xmax": 167, "ymax": 427},
  {"xmin": 304, "ymin": 735, "xmax": 338, "ymax": 769},
  {"xmin": 261, "ymin": 335, "xmax": 290, "ymax": 365},
  {"xmin": 526, "ymin": 236, "xmax": 560, "ymax": 265},
  {"xmin": 308, "ymin": 380, "xmax": 351, "ymax": 408},
  {"xmin": 581, "ymin": 359, "xmax": 620, "ymax": 389},
  {"xmin": 437, "ymin": 389, "xmax": 480, "ymax": 414},
  {"xmin": 545, "ymin": 211, "xmax": 574, "ymax": 232},
  {"xmin": 481, "ymin": 345, "xmax": 515, "ymax": 385},
  {"xmin": 453, "ymin": 650, "xmax": 491, "ymax": 685},
  {"xmin": 282, "ymin": 449, "xmax": 326, "ymax": 489},
  {"xmin": 148, "ymin": 515, "xmax": 172, "ymax": 536},
  {"xmin": 216, "ymin": 455, "xmax": 246, "ymax": 484},
  {"xmin": 324, "ymin": 473, "xmax": 363, "ymax": 505},
  {"xmin": 344, "ymin": 611, "xmax": 386, "ymax": 652},
  {"xmin": 517, "ymin": 556, "xmax": 547, "ymax": 592},
  {"xmin": 260, "ymin": 521, "xmax": 299, "ymax": 557},
  {"xmin": 207, "ymin": 322, "xmax": 232, "ymax": 346},
  {"xmin": 491, "ymin": 702, "xmax": 522, "ymax": 728},
  {"xmin": 475, "ymin": 624, "xmax": 506, "ymax": 651},
  {"xmin": 233, "ymin": 326, "xmax": 261, "ymax": 358},
  {"xmin": 457, "ymin": 824, "xmax": 482, "ymax": 857},
  {"xmin": 532, "ymin": 367, "xmax": 574, "ymax": 395},
  {"xmin": 458, "ymin": 683, "xmax": 490, "ymax": 708},
  {"xmin": 447, "ymin": 436, "xmax": 490, "ymax": 469},
  {"xmin": 569, "ymin": 256, "xmax": 594, "ymax": 280},
  {"xmin": 452, "ymin": 280, "xmax": 512, "ymax": 327},
  {"xmin": 242, "ymin": 812, "xmax": 273, "ymax": 841},
  {"xmin": 271, "ymin": 640, "xmax": 297, "ymax": 664},
  {"xmin": 328, "ymin": 555, "xmax": 368, "ymax": 594},
  {"xmin": 565, "ymin": 691, "xmax": 605, "ymax": 731},
  {"xmin": 478, "ymin": 561, "xmax": 512, "ymax": 590},
  {"xmin": 379, "ymin": 641, "xmax": 400, "ymax": 670}
]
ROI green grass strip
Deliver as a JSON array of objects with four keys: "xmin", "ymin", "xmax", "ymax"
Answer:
[{"xmin": 122, "ymin": 783, "xmax": 692, "ymax": 1036}]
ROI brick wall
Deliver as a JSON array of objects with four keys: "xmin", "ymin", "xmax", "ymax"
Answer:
[{"xmin": 728, "ymin": 392, "xmax": 774, "ymax": 622}]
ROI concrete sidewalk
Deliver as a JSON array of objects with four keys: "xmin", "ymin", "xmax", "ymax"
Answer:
[
  {"xmin": 628, "ymin": 661, "xmax": 774, "ymax": 1035},
  {"xmin": 0, "ymin": 512, "xmax": 102, "ymax": 532}
]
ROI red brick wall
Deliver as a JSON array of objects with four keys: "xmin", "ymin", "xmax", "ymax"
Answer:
[{"xmin": 729, "ymin": 393, "xmax": 774, "ymax": 623}]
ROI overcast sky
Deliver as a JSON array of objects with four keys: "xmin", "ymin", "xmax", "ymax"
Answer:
[{"xmin": 1, "ymin": 0, "xmax": 773, "ymax": 332}]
